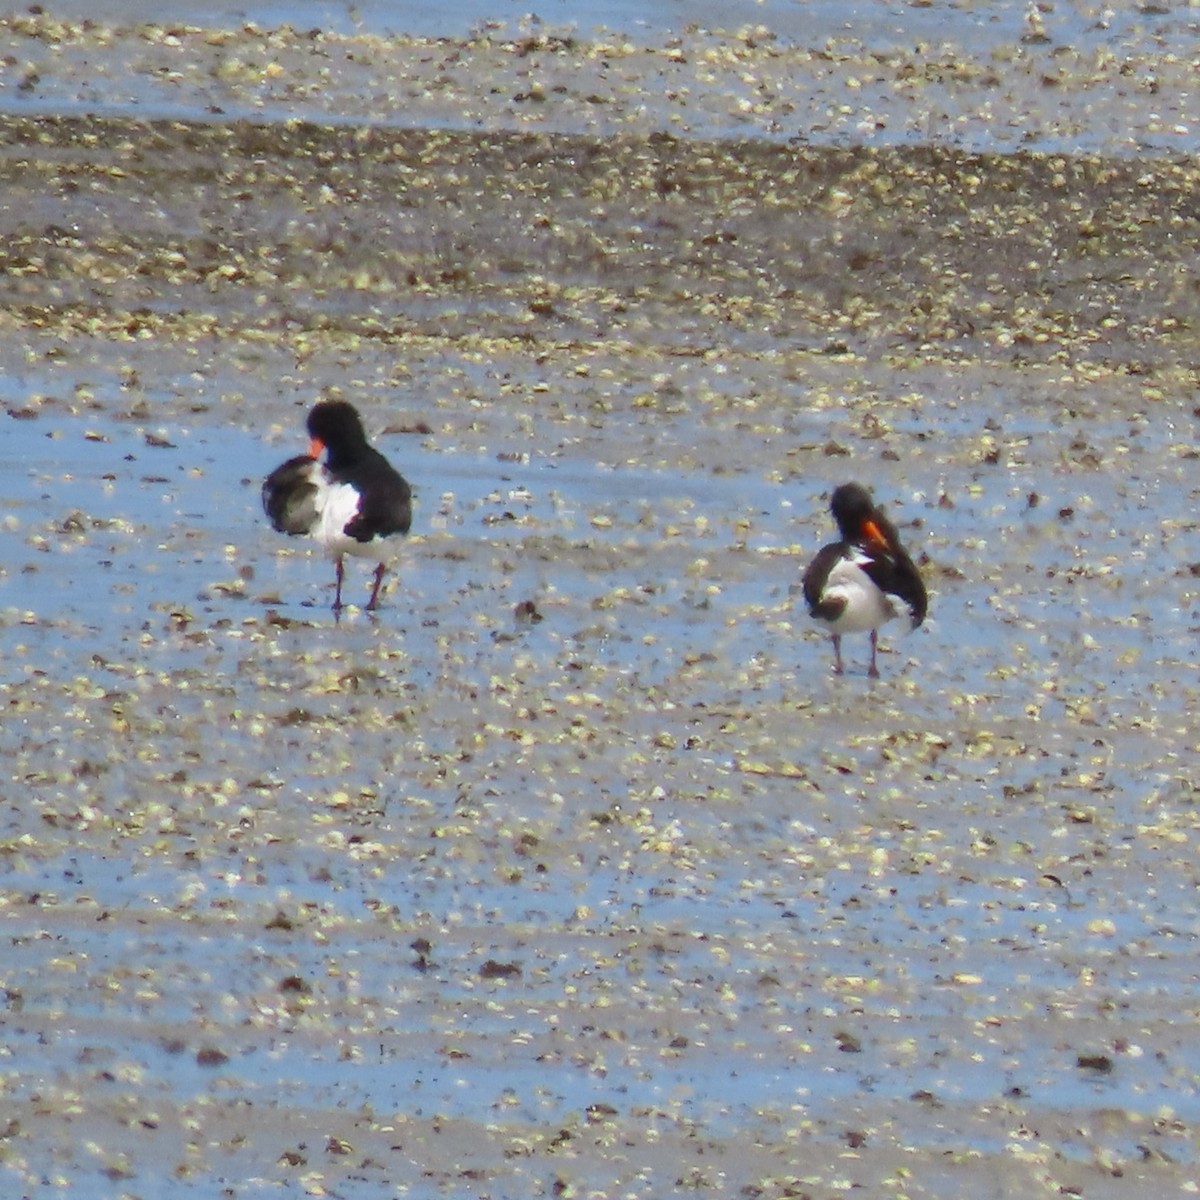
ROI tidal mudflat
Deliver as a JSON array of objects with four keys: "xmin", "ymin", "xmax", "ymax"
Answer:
[{"xmin": 1, "ymin": 9, "xmax": 1199, "ymax": 1199}]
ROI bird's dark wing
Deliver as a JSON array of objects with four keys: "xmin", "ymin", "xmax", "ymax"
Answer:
[
  {"xmin": 262, "ymin": 455, "xmax": 323, "ymax": 536},
  {"xmin": 802, "ymin": 542, "xmax": 848, "ymax": 620},
  {"xmin": 859, "ymin": 547, "xmax": 928, "ymax": 628},
  {"xmin": 340, "ymin": 448, "xmax": 413, "ymax": 542}
]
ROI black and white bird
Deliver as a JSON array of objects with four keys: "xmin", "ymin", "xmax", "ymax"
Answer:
[
  {"xmin": 262, "ymin": 400, "xmax": 412, "ymax": 612},
  {"xmin": 802, "ymin": 482, "xmax": 927, "ymax": 678}
]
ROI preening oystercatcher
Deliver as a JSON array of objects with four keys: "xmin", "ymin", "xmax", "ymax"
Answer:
[
  {"xmin": 263, "ymin": 400, "xmax": 412, "ymax": 612},
  {"xmin": 802, "ymin": 482, "xmax": 927, "ymax": 678}
]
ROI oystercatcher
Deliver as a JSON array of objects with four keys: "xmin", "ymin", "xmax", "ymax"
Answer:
[
  {"xmin": 802, "ymin": 482, "xmax": 927, "ymax": 678},
  {"xmin": 263, "ymin": 400, "xmax": 412, "ymax": 612}
]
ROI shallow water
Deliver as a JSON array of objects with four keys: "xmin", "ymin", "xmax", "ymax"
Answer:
[
  {"xmin": 2, "ymin": 1, "xmax": 1198, "ymax": 154},
  {"xmin": 26, "ymin": 0, "xmax": 1200, "ymax": 50},
  {"xmin": 6, "ymin": 366, "xmax": 1200, "ymax": 1197},
  {"xmin": 2, "ymin": 5, "xmax": 1200, "ymax": 1199}
]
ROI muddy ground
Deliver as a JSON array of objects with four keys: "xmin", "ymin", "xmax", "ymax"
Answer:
[{"xmin": 1, "ymin": 11, "xmax": 1200, "ymax": 1200}]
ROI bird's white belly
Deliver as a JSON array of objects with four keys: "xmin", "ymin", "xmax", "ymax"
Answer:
[
  {"xmin": 314, "ymin": 483, "xmax": 390, "ymax": 561},
  {"xmin": 816, "ymin": 558, "xmax": 900, "ymax": 634}
]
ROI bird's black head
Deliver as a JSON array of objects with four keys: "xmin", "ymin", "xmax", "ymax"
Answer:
[
  {"xmin": 306, "ymin": 400, "xmax": 368, "ymax": 457},
  {"xmin": 829, "ymin": 482, "xmax": 876, "ymax": 536},
  {"xmin": 829, "ymin": 481, "xmax": 910, "ymax": 563}
]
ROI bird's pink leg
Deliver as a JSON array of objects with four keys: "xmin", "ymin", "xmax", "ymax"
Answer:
[
  {"xmin": 868, "ymin": 629, "xmax": 880, "ymax": 679},
  {"xmin": 333, "ymin": 556, "xmax": 345, "ymax": 612},
  {"xmin": 366, "ymin": 563, "xmax": 386, "ymax": 611},
  {"xmin": 831, "ymin": 634, "xmax": 844, "ymax": 676}
]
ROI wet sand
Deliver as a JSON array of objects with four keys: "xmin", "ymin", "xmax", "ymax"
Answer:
[{"xmin": 2, "ymin": 10, "xmax": 1200, "ymax": 1200}]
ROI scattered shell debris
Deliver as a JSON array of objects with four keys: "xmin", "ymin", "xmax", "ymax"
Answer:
[{"xmin": 1, "ymin": 4, "xmax": 1199, "ymax": 1198}]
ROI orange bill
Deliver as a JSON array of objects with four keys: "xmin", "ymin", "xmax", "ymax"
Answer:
[{"xmin": 861, "ymin": 518, "xmax": 891, "ymax": 553}]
